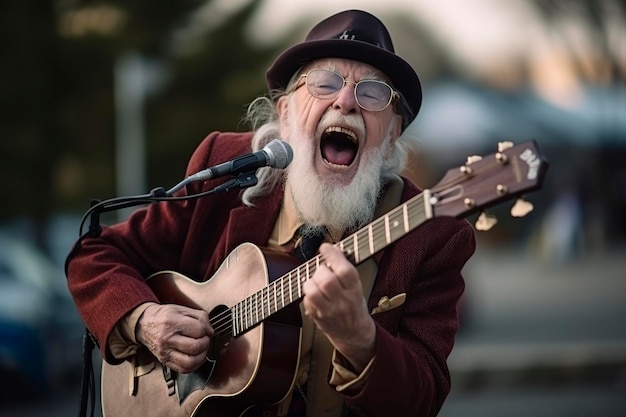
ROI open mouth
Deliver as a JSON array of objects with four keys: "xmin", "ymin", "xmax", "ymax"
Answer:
[{"xmin": 320, "ymin": 127, "xmax": 358, "ymax": 167}]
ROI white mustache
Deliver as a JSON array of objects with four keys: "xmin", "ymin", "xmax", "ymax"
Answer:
[{"xmin": 316, "ymin": 111, "xmax": 366, "ymax": 140}]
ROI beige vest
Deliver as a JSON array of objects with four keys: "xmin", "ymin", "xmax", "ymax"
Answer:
[{"xmin": 277, "ymin": 175, "xmax": 404, "ymax": 417}]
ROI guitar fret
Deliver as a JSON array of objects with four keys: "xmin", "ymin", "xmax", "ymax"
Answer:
[
  {"xmin": 241, "ymin": 297, "xmax": 248, "ymax": 329},
  {"xmin": 280, "ymin": 277, "xmax": 285, "ymax": 309},
  {"xmin": 250, "ymin": 296, "xmax": 254, "ymax": 328},
  {"xmin": 240, "ymin": 298, "xmax": 245, "ymax": 330},
  {"xmin": 250, "ymin": 293, "xmax": 254, "ymax": 326},
  {"xmin": 384, "ymin": 215, "xmax": 391, "ymax": 244},
  {"xmin": 256, "ymin": 291, "xmax": 260, "ymax": 325},
  {"xmin": 238, "ymin": 302, "xmax": 243, "ymax": 334},
  {"xmin": 239, "ymin": 303, "xmax": 244, "ymax": 334},
  {"xmin": 237, "ymin": 304, "xmax": 241, "ymax": 335},
  {"xmin": 422, "ymin": 189, "xmax": 433, "ymax": 219},
  {"xmin": 262, "ymin": 286, "xmax": 267, "ymax": 319},
  {"xmin": 270, "ymin": 281, "xmax": 278, "ymax": 313},
  {"xmin": 267, "ymin": 284, "xmax": 272, "ymax": 317},
  {"xmin": 265, "ymin": 284, "xmax": 270, "ymax": 317},
  {"xmin": 247, "ymin": 296, "xmax": 252, "ymax": 328},
  {"xmin": 297, "ymin": 268, "xmax": 302, "ymax": 298},
  {"xmin": 352, "ymin": 234, "xmax": 360, "ymax": 263},
  {"xmin": 306, "ymin": 261, "xmax": 310, "ymax": 281},
  {"xmin": 292, "ymin": 271, "xmax": 297, "ymax": 300},
  {"xmin": 250, "ymin": 295, "xmax": 254, "ymax": 327},
  {"xmin": 265, "ymin": 285, "xmax": 270, "ymax": 318},
  {"xmin": 233, "ymin": 304, "xmax": 238, "ymax": 335},
  {"xmin": 251, "ymin": 292, "xmax": 256, "ymax": 323},
  {"xmin": 402, "ymin": 203, "xmax": 409, "ymax": 232},
  {"xmin": 244, "ymin": 299, "xmax": 249, "ymax": 330},
  {"xmin": 368, "ymin": 224, "xmax": 374, "ymax": 256}
]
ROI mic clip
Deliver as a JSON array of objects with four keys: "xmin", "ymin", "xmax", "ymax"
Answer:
[{"xmin": 212, "ymin": 171, "xmax": 258, "ymax": 194}]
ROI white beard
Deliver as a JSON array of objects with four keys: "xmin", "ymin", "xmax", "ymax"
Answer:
[{"xmin": 284, "ymin": 108, "xmax": 391, "ymax": 238}]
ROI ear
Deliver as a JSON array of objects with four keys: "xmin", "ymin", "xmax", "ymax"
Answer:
[{"xmin": 276, "ymin": 95, "xmax": 290, "ymax": 133}]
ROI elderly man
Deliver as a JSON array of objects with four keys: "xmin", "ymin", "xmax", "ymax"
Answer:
[{"xmin": 67, "ymin": 9, "xmax": 475, "ymax": 417}]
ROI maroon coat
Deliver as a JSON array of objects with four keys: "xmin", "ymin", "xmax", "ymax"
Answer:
[{"xmin": 66, "ymin": 131, "xmax": 476, "ymax": 417}]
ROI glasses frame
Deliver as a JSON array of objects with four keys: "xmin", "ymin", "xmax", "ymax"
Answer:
[{"xmin": 294, "ymin": 69, "xmax": 400, "ymax": 112}]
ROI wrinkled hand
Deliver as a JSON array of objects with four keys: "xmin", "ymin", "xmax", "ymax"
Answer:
[
  {"xmin": 136, "ymin": 304, "xmax": 213, "ymax": 374},
  {"xmin": 302, "ymin": 243, "xmax": 376, "ymax": 372}
]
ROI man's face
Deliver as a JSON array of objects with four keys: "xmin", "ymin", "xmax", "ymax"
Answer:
[
  {"xmin": 276, "ymin": 58, "xmax": 402, "ymax": 236},
  {"xmin": 277, "ymin": 58, "xmax": 402, "ymax": 187}
]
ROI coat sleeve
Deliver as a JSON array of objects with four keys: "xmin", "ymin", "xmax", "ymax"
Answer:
[
  {"xmin": 65, "ymin": 131, "xmax": 250, "ymax": 362},
  {"xmin": 341, "ymin": 192, "xmax": 476, "ymax": 416}
]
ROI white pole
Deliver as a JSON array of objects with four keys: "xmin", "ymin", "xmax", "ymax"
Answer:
[{"xmin": 114, "ymin": 52, "xmax": 147, "ymax": 221}]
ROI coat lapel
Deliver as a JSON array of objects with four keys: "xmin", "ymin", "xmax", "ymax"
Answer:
[{"xmin": 221, "ymin": 189, "xmax": 284, "ymax": 252}]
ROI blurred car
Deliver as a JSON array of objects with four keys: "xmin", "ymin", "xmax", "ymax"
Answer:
[{"xmin": 0, "ymin": 232, "xmax": 84, "ymax": 401}]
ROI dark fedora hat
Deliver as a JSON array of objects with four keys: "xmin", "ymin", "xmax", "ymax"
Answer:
[{"xmin": 266, "ymin": 9, "xmax": 422, "ymax": 126}]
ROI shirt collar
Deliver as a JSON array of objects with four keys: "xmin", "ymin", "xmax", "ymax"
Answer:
[{"xmin": 274, "ymin": 182, "xmax": 304, "ymax": 246}]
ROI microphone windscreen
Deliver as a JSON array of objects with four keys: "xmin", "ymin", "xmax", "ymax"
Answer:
[{"xmin": 265, "ymin": 139, "xmax": 293, "ymax": 169}]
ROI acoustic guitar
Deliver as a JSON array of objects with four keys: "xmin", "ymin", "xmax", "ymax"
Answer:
[{"xmin": 101, "ymin": 140, "xmax": 548, "ymax": 417}]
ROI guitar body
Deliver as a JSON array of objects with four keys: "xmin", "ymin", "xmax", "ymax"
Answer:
[{"xmin": 101, "ymin": 243, "xmax": 303, "ymax": 417}]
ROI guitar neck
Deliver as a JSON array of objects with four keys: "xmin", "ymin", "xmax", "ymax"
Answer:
[
  {"xmin": 231, "ymin": 191, "xmax": 432, "ymax": 336},
  {"xmin": 338, "ymin": 189, "xmax": 433, "ymax": 264}
]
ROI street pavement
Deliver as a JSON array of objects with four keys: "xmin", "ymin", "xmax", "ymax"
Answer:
[{"xmin": 5, "ymin": 247, "xmax": 626, "ymax": 416}]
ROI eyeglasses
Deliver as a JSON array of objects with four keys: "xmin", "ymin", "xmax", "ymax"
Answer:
[{"xmin": 295, "ymin": 69, "xmax": 399, "ymax": 112}]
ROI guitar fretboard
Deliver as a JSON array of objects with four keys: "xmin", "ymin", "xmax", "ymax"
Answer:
[{"xmin": 231, "ymin": 191, "xmax": 432, "ymax": 336}]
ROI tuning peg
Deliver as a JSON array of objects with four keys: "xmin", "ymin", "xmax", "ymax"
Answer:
[
  {"xmin": 510, "ymin": 198, "xmax": 534, "ymax": 217},
  {"xmin": 466, "ymin": 155, "xmax": 483, "ymax": 164},
  {"xmin": 498, "ymin": 141, "xmax": 514, "ymax": 152},
  {"xmin": 475, "ymin": 211, "xmax": 498, "ymax": 231}
]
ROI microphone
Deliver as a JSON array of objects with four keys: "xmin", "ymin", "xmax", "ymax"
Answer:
[{"xmin": 187, "ymin": 139, "xmax": 293, "ymax": 183}]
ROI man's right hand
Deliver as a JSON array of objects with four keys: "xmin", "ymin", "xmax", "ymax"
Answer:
[{"xmin": 136, "ymin": 303, "xmax": 213, "ymax": 374}]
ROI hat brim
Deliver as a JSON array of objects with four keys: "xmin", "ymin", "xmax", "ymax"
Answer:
[{"xmin": 266, "ymin": 39, "xmax": 422, "ymax": 121}]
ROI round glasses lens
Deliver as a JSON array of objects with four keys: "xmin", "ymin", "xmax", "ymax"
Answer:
[
  {"xmin": 356, "ymin": 81, "xmax": 392, "ymax": 111},
  {"xmin": 307, "ymin": 70, "xmax": 344, "ymax": 98}
]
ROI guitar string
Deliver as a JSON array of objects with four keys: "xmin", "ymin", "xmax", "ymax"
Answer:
[
  {"xmin": 205, "ymin": 158, "xmax": 506, "ymax": 338},
  {"xmin": 207, "ymin": 256, "xmax": 324, "ymax": 337},
  {"xmin": 431, "ymin": 156, "xmax": 507, "ymax": 193}
]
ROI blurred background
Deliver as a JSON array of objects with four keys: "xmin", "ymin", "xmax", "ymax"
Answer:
[{"xmin": 1, "ymin": 0, "xmax": 624, "ymax": 416}]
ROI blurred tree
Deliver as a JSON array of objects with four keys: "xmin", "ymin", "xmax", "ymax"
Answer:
[
  {"xmin": 0, "ymin": 1, "xmax": 67, "ymax": 246},
  {"xmin": 145, "ymin": 0, "xmax": 278, "ymax": 189},
  {"xmin": 0, "ymin": 0, "xmax": 283, "ymax": 249},
  {"xmin": 531, "ymin": 0, "xmax": 625, "ymax": 83}
]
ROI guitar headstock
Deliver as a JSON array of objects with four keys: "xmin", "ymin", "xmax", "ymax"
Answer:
[{"xmin": 429, "ymin": 140, "xmax": 548, "ymax": 230}]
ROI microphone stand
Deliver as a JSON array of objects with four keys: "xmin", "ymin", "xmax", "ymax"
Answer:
[
  {"xmin": 73, "ymin": 170, "xmax": 258, "ymax": 417},
  {"xmin": 82, "ymin": 170, "xmax": 259, "ymax": 238}
]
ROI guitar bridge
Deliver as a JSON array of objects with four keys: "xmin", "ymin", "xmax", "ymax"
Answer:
[
  {"xmin": 162, "ymin": 366, "xmax": 176, "ymax": 397},
  {"xmin": 162, "ymin": 359, "xmax": 217, "ymax": 404}
]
